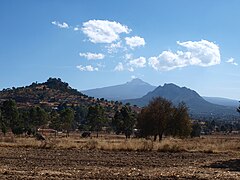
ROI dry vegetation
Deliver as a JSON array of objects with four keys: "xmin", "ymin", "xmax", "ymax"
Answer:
[
  {"xmin": 1, "ymin": 134, "xmax": 240, "ymax": 153},
  {"xmin": 0, "ymin": 134, "xmax": 240, "ymax": 179}
]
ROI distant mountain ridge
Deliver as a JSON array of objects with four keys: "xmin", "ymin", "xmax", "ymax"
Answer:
[
  {"xmin": 82, "ymin": 78, "xmax": 156, "ymax": 100},
  {"xmin": 82, "ymin": 79, "xmax": 238, "ymax": 118},
  {"xmin": 122, "ymin": 83, "xmax": 238, "ymax": 117},
  {"xmin": 203, "ymin": 97, "xmax": 239, "ymax": 107},
  {"xmin": 0, "ymin": 78, "xmax": 238, "ymax": 120}
]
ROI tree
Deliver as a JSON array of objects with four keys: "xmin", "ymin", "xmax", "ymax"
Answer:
[
  {"xmin": 120, "ymin": 106, "xmax": 136, "ymax": 139},
  {"xmin": 139, "ymin": 97, "xmax": 174, "ymax": 141},
  {"xmin": 0, "ymin": 109, "xmax": 1, "ymax": 126},
  {"xmin": 1, "ymin": 122, "xmax": 7, "ymax": 136},
  {"xmin": 112, "ymin": 106, "xmax": 136, "ymax": 139},
  {"xmin": 12, "ymin": 110, "xmax": 26, "ymax": 135},
  {"xmin": 191, "ymin": 122, "xmax": 202, "ymax": 137},
  {"xmin": 86, "ymin": 105, "xmax": 106, "ymax": 138},
  {"xmin": 49, "ymin": 110, "xmax": 61, "ymax": 131},
  {"xmin": 237, "ymin": 101, "xmax": 240, "ymax": 113},
  {"xmin": 112, "ymin": 110, "xmax": 124, "ymax": 134},
  {"xmin": 1, "ymin": 99, "xmax": 19, "ymax": 134},
  {"xmin": 166, "ymin": 103, "xmax": 191, "ymax": 138},
  {"xmin": 60, "ymin": 108, "xmax": 74, "ymax": 137},
  {"xmin": 29, "ymin": 107, "xmax": 48, "ymax": 131},
  {"xmin": 73, "ymin": 105, "xmax": 88, "ymax": 129},
  {"xmin": 137, "ymin": 97, "xmax": 191, "ymax": 141},
  {"xmin": 0, "ymin": 109, "xmax": 7, "ymax": 136},
  {"xmin": 18, "ymin": 109, "xmax": 32, "ymax": 136},
  {"xmin": 137, "ymin": 107, "xmax": 153, "ymax": 138}
]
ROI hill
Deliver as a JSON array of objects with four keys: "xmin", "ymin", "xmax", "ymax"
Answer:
[
  {"xmin": 0, "ymin": 78, "xmax": 114, "ymax": 110},
  {"xmin": 122, "ymin": 83, "xmax": 238, "ymax": 119},
  {"xmin": 82, "ymin": 78, "xmax": 156, "ymax": 100}
]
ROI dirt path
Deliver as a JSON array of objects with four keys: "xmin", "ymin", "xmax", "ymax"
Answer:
[{"xmin": 0, "ymin": 146, "xmax": 239, "ymax": 179}]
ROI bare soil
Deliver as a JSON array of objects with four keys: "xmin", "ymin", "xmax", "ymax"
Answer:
[{"xmin": 0, "ymin": 146, "xmax": 239, "ymax": 179}]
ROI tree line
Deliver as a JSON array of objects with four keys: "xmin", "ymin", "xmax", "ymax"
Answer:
[
  {"xmin": 0, "ymin": 97, "xmax": 210, "ymax": 140},
  {"xmin": 0, "ymin": 99, "xmax": 80, "ymax": 136}
]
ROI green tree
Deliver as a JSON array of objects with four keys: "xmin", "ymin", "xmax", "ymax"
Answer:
[
  {"xmin": 1, "ymin": 99, "xmax": 19, "ymax": 134},
  {"xmin": 112, "ymin": 110, "xmax": 124, "ymax": 134},
  {"xmin": 73, "ymin": 105, "xmax": 88, "ymax": 129},
  {"xmin": 29, "ymin": 107, "xmax": 48, "ymax": 132},
  {"xmin": 60, "ymin": 108, "xmax": 74, "ymax": 137},
  {"xmin": 237, "ymin": 101, "xmax": 240, "ymax": 113},
  {"xmin": 86, "ymin": 105, "xmax": 105, "ymax": 138},
  {"xmin": 12, "ymin": 110, "xmax": 26, "ymax": 135},
  {"xmin": 191, "ymin": 123, "xmax": 202, "ymax": 137},
  {"xmin": 0, "ymin": 109, "xmax": 1, "ymax": 127},
  {"xmin": 0, "ymin": 109, "xmax": 7, "ymax": 136},
  {"xmin": 49, "ymin": 110, "xmax": 61, "ymax": 131},
  {"xmin": 112, "ymin": 106, "xmax": 136, "ymax": 139},
  {"xmin": 120, "ymin": 106, "xmax": 136, "ymax": 139},
  {"xmin": 1, "ymin": 122, "xmax": 7, "ymax": 136},
  {"xmin": 19, "ymin": 109, "xmax": 32, "ymax": 135}
]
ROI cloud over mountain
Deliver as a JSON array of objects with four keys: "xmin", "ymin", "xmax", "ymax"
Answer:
[
  {"xmin": 114, "ymin": 62, "xmax": 124, "ymax": 71},
  {"xmin": 128, "ymin": 57, "xmax": 146, "ymax": 68}
]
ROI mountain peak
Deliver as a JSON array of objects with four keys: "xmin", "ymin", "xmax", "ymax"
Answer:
[
  {"xmin": 163, "ymin": 83, "xmax": 179, "ymax": 88},
  {"xmin": 127, "ymin": 78, "xmax": 149, "ymax": 86},
  {"xmin": 83, "ymin": 78, "xmax": 156, "ymax": 100}
]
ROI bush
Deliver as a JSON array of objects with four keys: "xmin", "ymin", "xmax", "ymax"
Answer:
[{"xmin": 191, "ymin": 123, "xmax": 201, "ymax": 137}]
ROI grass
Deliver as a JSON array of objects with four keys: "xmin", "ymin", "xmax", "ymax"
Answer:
[{"xmin": 0, "ymin": 134, "xmax": 240, "ymax": 153}]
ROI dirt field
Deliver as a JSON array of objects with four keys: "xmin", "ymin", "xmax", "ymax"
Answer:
[{"xmin": 0, "ymin": 146, "xmax": 239, "ymax": 179}]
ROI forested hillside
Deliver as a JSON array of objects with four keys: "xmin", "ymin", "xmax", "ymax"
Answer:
[{"xmin": 0, "ymin": 78, "xmax": 127, "ymax": 135}]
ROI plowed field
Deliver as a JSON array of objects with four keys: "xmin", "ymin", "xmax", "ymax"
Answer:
[{"xmin": 0, "ymin": 146, "xmax": 239, "ymax": 179}]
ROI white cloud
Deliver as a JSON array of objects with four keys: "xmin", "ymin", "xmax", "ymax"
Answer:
[
  {"xmin": 76, "ymin": 65, "xmax": 98, "ymax": 71},
  {"xmin": 96, "ymin": 63, "xmax": 106, "ymax": 68},
  {"xmin": 226, "ymin": 57, "xmax": 238, "ymax": 66},
  {"xmin": 131, "ymin": 75, "xmax": 137, "ymax": 79},
  {"xmin": 129, "ymin": 57, "xmax": 146, "ymax": 68},
  {"xmin": 148, "ymin": 40, "xmax": 221, "ymax": 71},
  {"xmin": 114, "ymin": 57, "xmax": 146, "ymax": 72},
  {"xmin": 51, "ymin": 21, "xmax": 69, "ymax": 29},
  {"xmin": 128, "ymin": 67, "xmax": 134, "ymax": 72},
  {"xmin": 114, "ymin": 62, "xmax": 124, "ymax": 71},
  {"xmin": 125, "ymin": 36, "xmax": 145, "ymax": 49},
  {"xmin": 74, "ymin": 27, "xmax": 80, "ymax": 31},
  {"xmin": 125, "ymin": 53, "xmax": 133, "ymax": 60},
  {"xmin": 79, "ymin": 52, "xmax": 105, "ymax": 60},
  {"xmin": 82, "ymin": 20, "xmax": 131, "ymax": 43},
  {"xmin": 106, "ymin": 41, "xmax": 122, "ymax": 53}
]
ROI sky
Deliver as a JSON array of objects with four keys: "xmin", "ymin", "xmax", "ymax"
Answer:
[{"xmin": 0, "ymin": 0, "xmax": 240, "ymax": 100}]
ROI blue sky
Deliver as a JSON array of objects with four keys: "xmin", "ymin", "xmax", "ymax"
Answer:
[{"xmin": 0, "ymin": 0, "xmax": 240, "ymax": 99}]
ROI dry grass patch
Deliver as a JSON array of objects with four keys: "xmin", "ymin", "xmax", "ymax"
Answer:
[
  {"xmin": 179, "ymin": 136, "xmax": 240, "ymax": 153},
  {"xmin": 0, "ymin": 134, "xmax": 239, "ymax": 153},
  {"xmin": 0, "ymin": 136, "xmax": 16, "ymax": 143},
  {"xmin": 97, "ymin": 139, "xmax": 154, "ymax": 151},
  {"xmin": 156, "ymin": 136, "xmax": 240, "ymax": 153}
]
